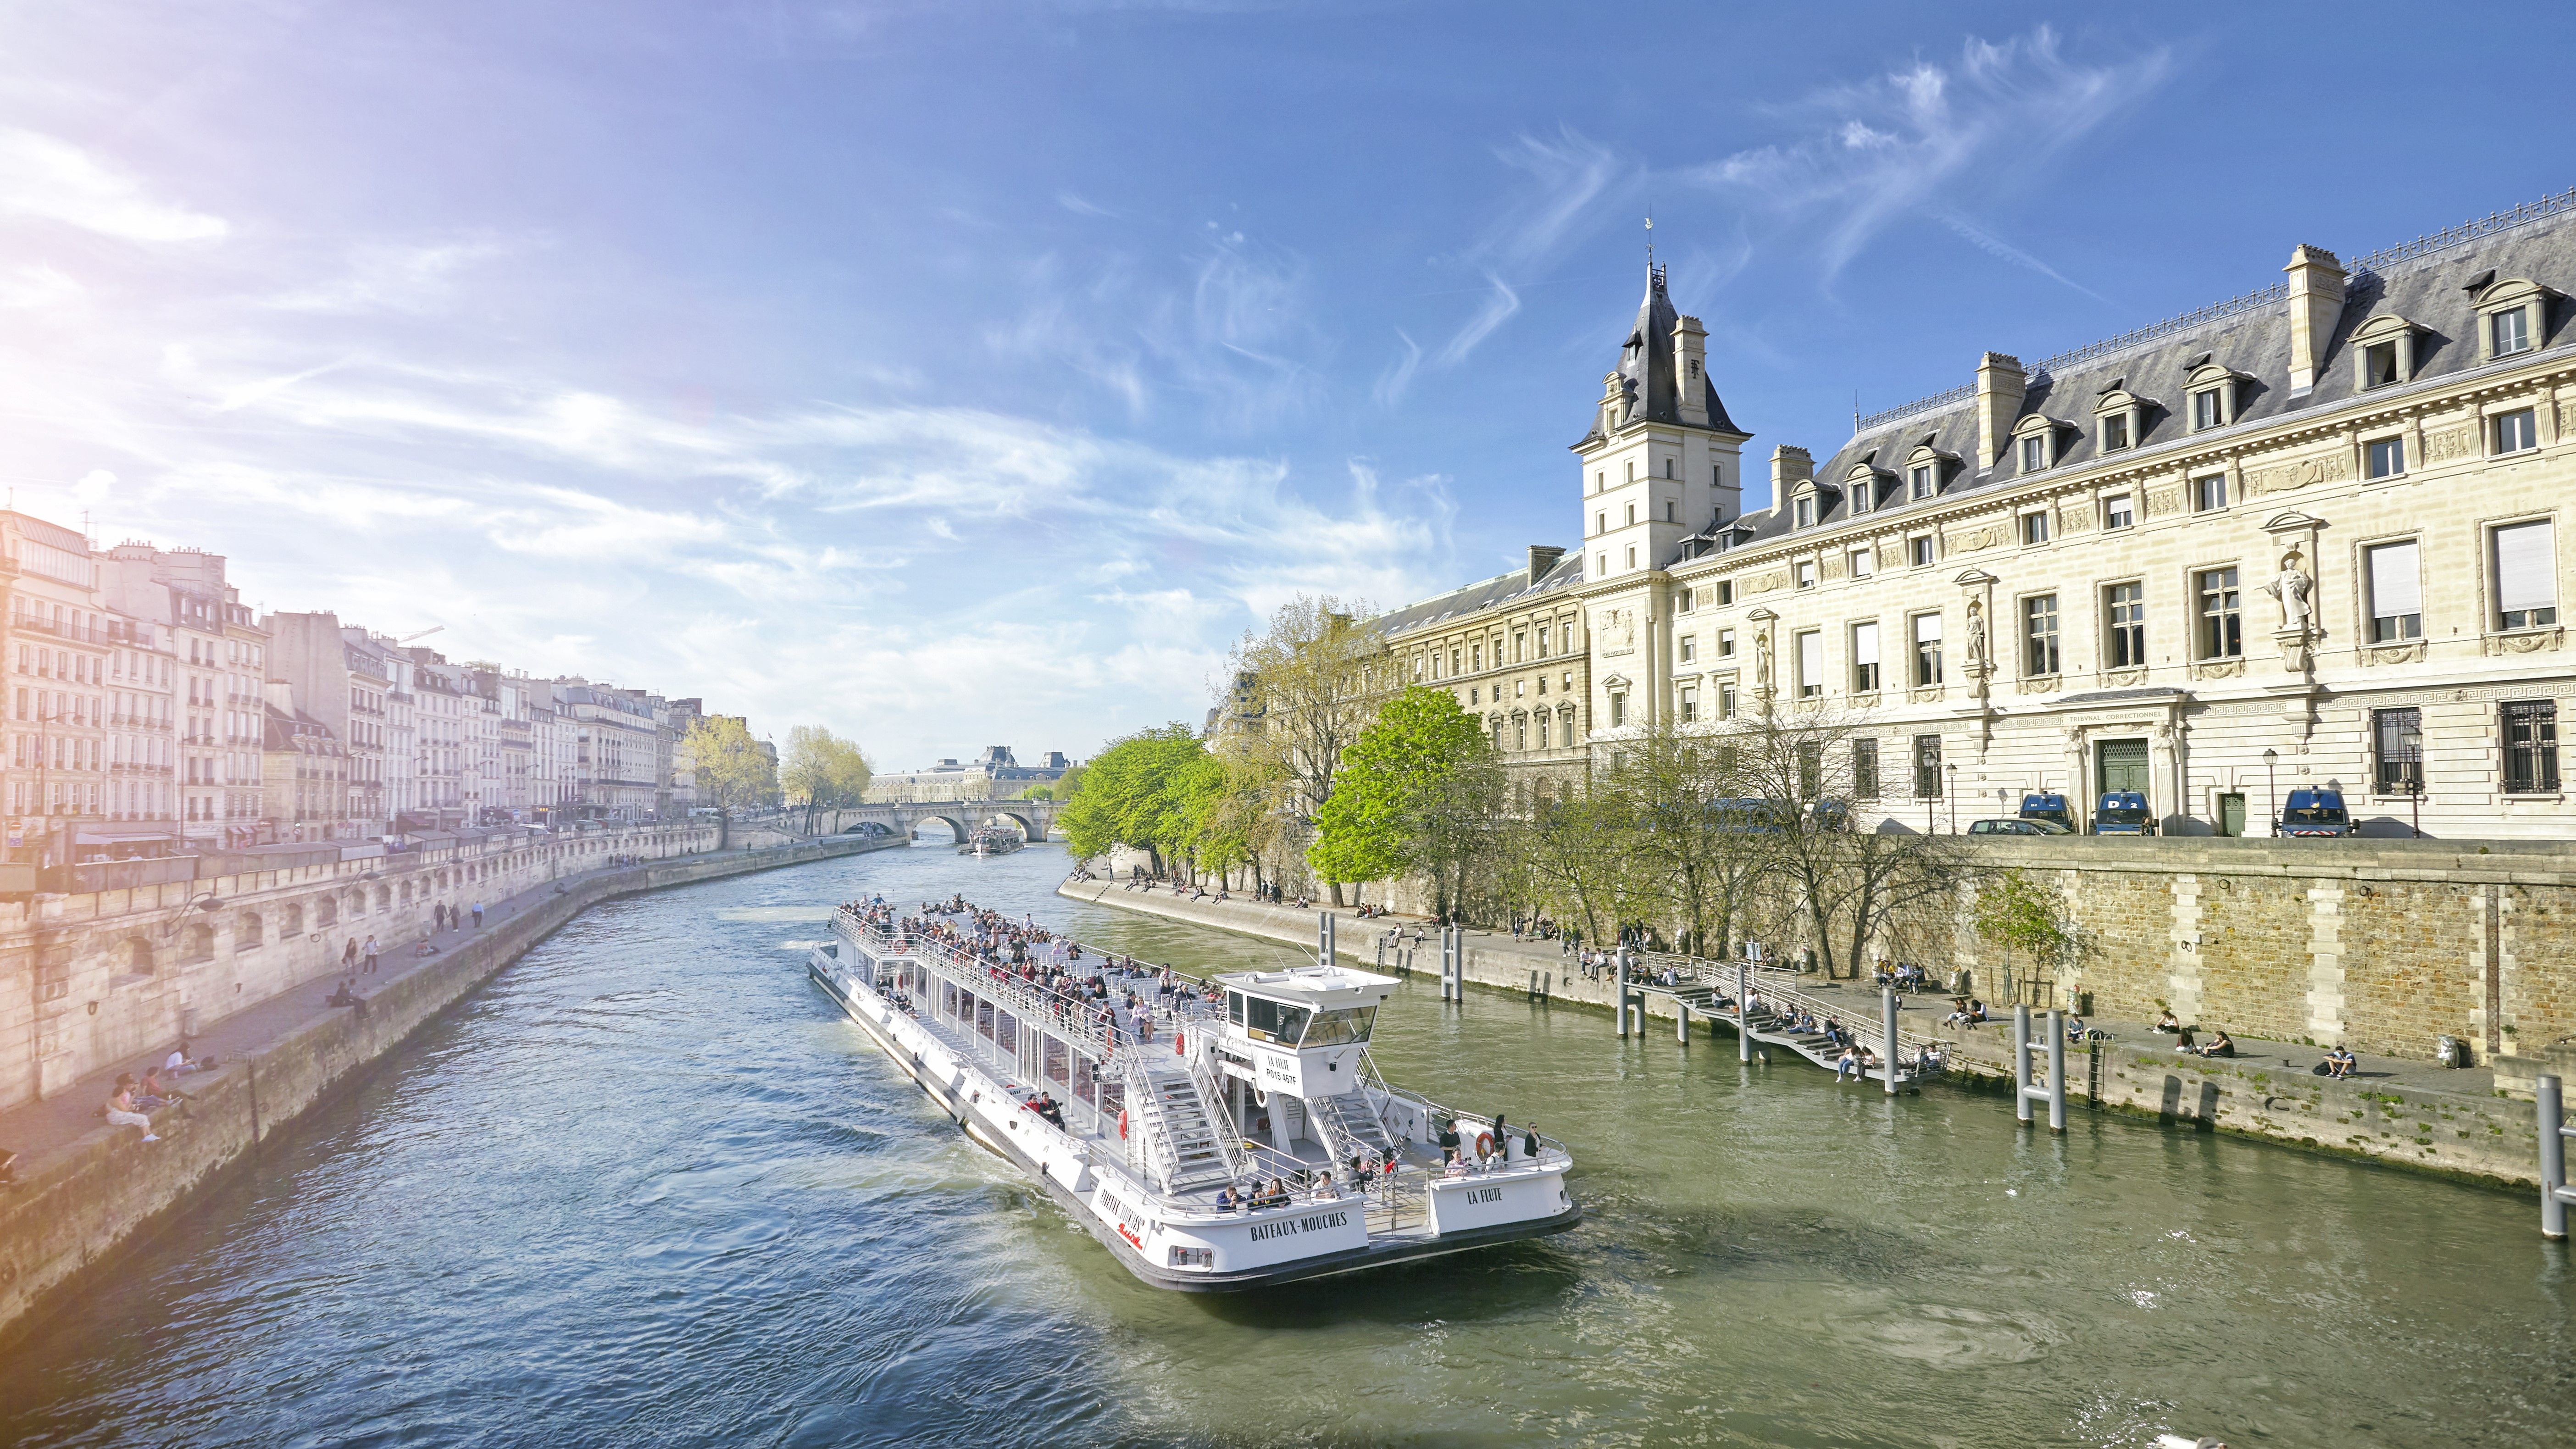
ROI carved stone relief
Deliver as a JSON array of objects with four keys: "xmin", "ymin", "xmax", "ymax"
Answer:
[
  {"xmin": 2422, "ymin": 428, "xmax": 2476, "ymax": 465},
  {"xmin": 1907, "ymin": 686, "xmax": 1945, "ymax": 705},
  {"xmin": 1947, "ymin": 522, "xmax": 2006, "ymax": 554},
  {"xmin": 1819, "ymin": 553, "xmax": 1846, "ymax": 581},
  {"xmin": 1747, "ymin": 571, "xmax": 1788, "ymax": 595},
  {"xmin": 2188, "ymin": 659, "xmax": 2246, "ymax": 681},
  {"xmin": 2558, "ymin": 402, "xmax": 2576, "ymax": 438},
  {"xmin": 2146, "ymin": 487, "xmax": 2182, "ymax": 517},
  {"xmin": 2060, "ymin": 508, "xmax": 2094, "ymax": 536},
  {"xmin": 2102, "ymin": 667, "xmax": 2149, "ymax": 688},
  {"xmin": 2484, "ymin": 627, "xmax": 2565, "ymax": 656},
  {"xmin": 2363, "ymin": 641, "xmax": 2427, "ymax": 666},
  {"xmin": 2243, "ymin": 450, "xmax": 2352, "ymax": 498},
  {"xmin": 2016, "ymin": 674, "xmax": 2062, "ymax": 696}
]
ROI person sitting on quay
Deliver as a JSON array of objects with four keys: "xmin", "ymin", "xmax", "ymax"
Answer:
[
  {"xmin": 2196, "ymin": 1029, "xmax": 2237, "ymax": 1059},
  {"xmin": 1836, "ymin": 1045, "xmax": 1861, "ymax": 1082},
  {"xmin": 105, "ymin": 1082, "xmax": 159, "ymax": 1143},
  {"xmin": 2324, "ymin": 1045, "xmax": 2359, "ymax": 1079},
  {"xmin": 164, "ymin": 1040, "xmax": 206, "ymax": 1076},
  {"xmin": 2154, "ymin": 1010, "xmax": 2183, "ymax": 1033},
  {"xmin": 2065, "ymin": 1015, "xmax": 2089, "ymax": 1044}
]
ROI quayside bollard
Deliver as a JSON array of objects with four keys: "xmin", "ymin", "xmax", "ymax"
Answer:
[
  {"xmin": 2541, "ymin": 1074, "xmax": 2574, "ymax": 1240},
  {"xmin": 1318, "ymin": 911, "xmax": 1335, "ymax": 969},
  {"xmin": 1676, "ymin": 989, "xmax": 1690, "ymax": 1044},
  {"xmin": 1614, "ymin": 957, "xmax": 1629, "ymax": 1038},
  {"xmin": 1737, "ymin": 961, "xmax": 1752, "ymax": 1064},
  {"xmin": 1881, "ymin": 985, "xmax": 1899, "ymax": 1098},
  {"xmin": 2013, "ymin": 1005, "xmax": 2034, "ymax": 1126},
  {"xmin": 2046, "ymin": 1010, "xmax": 2067, "ymax": 1133}
]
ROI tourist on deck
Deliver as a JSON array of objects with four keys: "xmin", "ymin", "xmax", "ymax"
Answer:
[
  {"xmin": 105, "ymin": 1083, "xmax": 158, "ymax": 1143},
  {"xmin": 1215, "ymin": 1186, "xmax": 1238, "ymax": 1212},
  {"xmin": 1436, "ymin": 1118, "xmax": 1460, "ymax": 1166}
]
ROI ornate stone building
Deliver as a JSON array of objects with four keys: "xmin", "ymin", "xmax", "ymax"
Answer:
[
  {"xmin": 1373, "ymin": 546, "xmax": 1594, "ymax": 799},
  {"xmin": 1569, "ymin": 191, "xmax": 2576, "ymax": 837}
]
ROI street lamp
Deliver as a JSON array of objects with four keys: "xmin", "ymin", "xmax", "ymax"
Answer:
[
  {"xmin": 2263, "ymin": 748, "xmax": 2279, "ymax": 837},
  {"xmin": 1946, "ymin": 762, "xmax": 1958, "ymax": 833}
]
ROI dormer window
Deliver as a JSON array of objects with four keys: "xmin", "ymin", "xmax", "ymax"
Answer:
[
  {"xmin": 2010, "ymin": 414, "xmax": 2064, "ymax": 474},
  {"xmin": 1902, "ymin": 441, "xmax": 1957, "ymax": 501},
  {"xmin": 2183, "ymin": 360, "xmax": 2246, "ymax": 433},
  {"xmin": 1843, "ymin": 462, "xmax": 1886, "ymax": 515},
  {"xmin": 1794, "ymin": 495, "xmax": 1816, "ymax": 529},
  {"xmin": 2473, "ymin": 278, "xmax": 2557, "ymax": 362},
  {"xmin": 2093, "ymin": 383, "xmax": 2149, "ymax": 453},
  {"xmin": 2350, "ymin": 313, "xmax": 2419, "ymax": 391},
  {"xmin": 1908, "ymin": 465, "xmax": 1934, "ymax": 500}
]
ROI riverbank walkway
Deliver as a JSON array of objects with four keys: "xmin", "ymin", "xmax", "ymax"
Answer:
[
  {"xmin": 1073, "ymin": 876, "xmax": 2500, "ymax": 1099},
  {"xmin": 0, "ymin": 838, "xmax": 843, "ymax": 1185}
]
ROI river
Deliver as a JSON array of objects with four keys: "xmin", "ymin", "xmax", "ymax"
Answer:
[{"xmin": 2, "ymin": 840, "xmax": 2569, "ymax": 1447}]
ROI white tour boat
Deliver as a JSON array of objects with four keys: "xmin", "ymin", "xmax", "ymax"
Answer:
[{"xmin": 808, "ymin": 901, "xmax": 1579, "ymax": 1291}]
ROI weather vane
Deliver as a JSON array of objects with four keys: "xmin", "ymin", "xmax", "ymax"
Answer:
[{"xmin": 1644, "ymin": 210, "xmax": 1654, "ymax": 268}]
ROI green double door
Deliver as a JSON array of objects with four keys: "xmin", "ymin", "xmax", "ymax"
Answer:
[{"xmin": 2095, "ymin": 738, "xmax": 2151, "ymax": 797}]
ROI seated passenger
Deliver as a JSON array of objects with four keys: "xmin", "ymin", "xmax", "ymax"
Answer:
[{"xmin": 1215, "ymin": 1186, "xmax": 1238, "ymax": 1212}]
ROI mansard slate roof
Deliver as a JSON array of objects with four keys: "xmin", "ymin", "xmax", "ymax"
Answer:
[
  {"xmin": 1373, "ymin": 547, "xmax": 1586, "ymax": 638},
  {"xmin": 1578, "ymin": 265, "xmax": 1743, "ymax": 444},
  {"xmin": 1685, "ymin": 190, "xmax": 2576, "ymax": 562}
]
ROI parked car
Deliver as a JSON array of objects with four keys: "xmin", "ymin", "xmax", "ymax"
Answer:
[
  {"xmin": 1968, "ymin": 817, "xmax": 2074, "ymax": 836},
  {"xmin": 2017, "ymin": 792, "xmax": 2077, "ymax": 832},
  {"xmin": 2093, "ymin": 791, "xmax": 2156, "ymax": 835},
  {"xmin": 2276, "ymin": 787, "xmax": 2355, "ymax": 837}
]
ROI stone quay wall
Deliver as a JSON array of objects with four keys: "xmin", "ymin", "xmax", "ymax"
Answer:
[
  {"xmin": 0, "ymin": 833, "xmax": 903, "ymax": 1350},
  {"xmin": 0, "ymin": 825, "xmax": 719, "ymax": 1113},
  {"xmin": 1058, "ymin": 868, "xmax": 2553, "ymax": 1189}
]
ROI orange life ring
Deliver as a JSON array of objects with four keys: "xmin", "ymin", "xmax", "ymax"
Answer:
[
  {"xmin": 1117, "ymin": 1109, "xmax": 1128, "ymax": 1139},
  {"xmin": 1174, "ymin": 1031, "xmax": 1185, "ymax": 1054},
  {"xmin": 1474, "ymin": 1131, "xmax": 1494, "ymax": 1158}
]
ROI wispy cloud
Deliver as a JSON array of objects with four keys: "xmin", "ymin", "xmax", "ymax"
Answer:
[
  {"xmin": 1371, "ymin": 329, "xmax": 1421, "ymax": 407},
  {"xmin": 1435, "ymin": 127, "xmax": 1632, "ymax": 365},
  {"xmin": 0, "ymin": 129, "xmax": 229, "ymax": 243},
  {"xmin": 1684, "ymin": 27, "xmax": 2172, "ymax": 283}
]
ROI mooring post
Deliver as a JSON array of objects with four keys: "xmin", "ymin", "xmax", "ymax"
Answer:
[
  {"xmin": 1676, "ymin": 993, "xmax": 1689, "ymax": 1043},
  {"xmin": 1319, "ymin": 911, "xmax": 1335, "ymax": 970},
  {"xmin": 1736, "ymin": 961, "xmax": 1751, "ymax": 1063},
  {"xmin": 1881, "ymin": 984, "xmax": 1899, "ymax": 1097},
  {"xmin": 1614, "ymin": 958, "xmax": 1629, "ymax": 1038},
  {"xmin": 2012, "ymin": 1004, "xmax": 2034, "ymax": 1126},
  {"xmin": 2542, "ymin": 1074, "xmax": 2569, "ymax": 1240},
  {"xmin": 2045, "ymin": 1009, "xmax": 2067, "ymax": 1133}
]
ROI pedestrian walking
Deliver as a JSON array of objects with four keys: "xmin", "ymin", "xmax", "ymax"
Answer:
[
  {"xmin": 343, "ymin": 938, "xmax": 359, "ymax": 972},
  {"xmin": 471, "ymin": 900, "xmax": 485, "ymax": 929},
  {"xmin": 362, "ymin": 935, "xmax": 379, "ymax": 974}
]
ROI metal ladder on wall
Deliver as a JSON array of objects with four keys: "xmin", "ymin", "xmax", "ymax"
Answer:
[{"xmin": 1128, "ymin": 1060, "xmax": 1237, "ymax": 1194}]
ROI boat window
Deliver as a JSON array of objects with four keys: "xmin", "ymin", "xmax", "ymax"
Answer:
[
  {"xmin": 1227, "ymin": 990, "xmax": 1245, "ymax": 1026},
  {"xmin": 1242, "ymin": 995, "xmax": 1312, "ymax": 1045},
  {"xmin": 1300, "ymin": 1006, "xmax": 1377, "ymax": 1047}
]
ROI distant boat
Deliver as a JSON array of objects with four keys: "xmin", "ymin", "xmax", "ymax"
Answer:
[{"xmin": 956, "ymin": 827, "xmax": 1023, "ymax": 857}]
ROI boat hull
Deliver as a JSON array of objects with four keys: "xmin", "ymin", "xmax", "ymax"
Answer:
[{"xmin": 808, "ymin": 955, "xmax": 1581, "ymax": 1292}]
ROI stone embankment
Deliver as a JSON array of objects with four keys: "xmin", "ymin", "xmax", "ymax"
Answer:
[
  {"xmin": 0, "ymin": 833, "xmax": 901, "ymax": 1349},
  {"xmin": 1058, "ymin": 875, "xmax": 2548, "ymax": 1191}
]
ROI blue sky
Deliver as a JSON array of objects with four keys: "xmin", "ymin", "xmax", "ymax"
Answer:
[{"xmin": 2, "ymin": 1, "xmax": 2567, "ymax": 769}]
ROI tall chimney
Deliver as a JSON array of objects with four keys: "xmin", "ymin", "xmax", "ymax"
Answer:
[
  {"xmin": 1671, "ymin": 314, "xmax": 1710, "ymax": 427},
  {"xmin": 1974, "ymin": 352, "xmax": 2026, "ymax": 469},
  {"xmin": 2284, "ymin": 244, "xmax": 2347, "ymax": 397},
  {"xmin": 1526, "ymin": 545, "xmax": 1566, "ymax": 587},
  {"xmin": 1769, "ymin": 445, "xmax": 1813, "ymax": 509}
]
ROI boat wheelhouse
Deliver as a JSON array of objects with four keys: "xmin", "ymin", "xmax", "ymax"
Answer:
[{"xmin": 809, "ymin": 902, "xmax": 1579, "ymax": 1291}]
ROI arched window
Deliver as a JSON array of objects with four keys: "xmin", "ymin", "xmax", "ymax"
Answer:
[
  {"xmin": 237, "ymin": 911, "xmax": 264, "ymax": 949},
  {"xmin": 315, "ymin": 897, "xmax": 338, "ymax": 929},
  {"xmin": 121, "ymin": 936, "xmax": 155, "ymax": 974},
  {"xmin": 178, "ymin": 923, "xmax": 215, "ymax": 964},
  {"xmin": 282, "ymin": 904, "xmax": 305, "ymax": 935},
  {"xmin": 376, "ymin": 886, "xmax": 391, "ymax": 913}
]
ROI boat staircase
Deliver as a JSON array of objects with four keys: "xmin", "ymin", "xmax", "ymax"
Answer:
[
  {"xmin": 1309, "ymin": 1088, "xmax": 1401, "ymax": 1167},
  {"xmin": 1127, "ymin": 1060, "xmax": 1238, "ymax": 1194}
]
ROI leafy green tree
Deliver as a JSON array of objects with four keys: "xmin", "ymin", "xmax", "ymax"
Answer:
[
  {"xmin": 781, "ymin": 725, "xmax": 873, "ymax": 833},
  {"xmin": 683, "ymin": 714, "xmax": 776, "ymax": 849},
  {"xmin": 1059, "ymin": 725, "xmax": 1202, "ymax": 875},
  {"xmin": 1973, "ymin": 866, "xmax": 2075, "ymax": 1005},
  {"xmin": 1310, "ymin": 687, "xmax": 1493, "ymax": 915}
]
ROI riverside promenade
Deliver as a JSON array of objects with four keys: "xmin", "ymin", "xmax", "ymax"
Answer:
[
  {"xmin": 0, "ymin": 831, "xmax": 904, "ymax": 1347},
  {"xmin": 1059, "ymin": 873, "xmax": 2547, "ymax": 1190}
]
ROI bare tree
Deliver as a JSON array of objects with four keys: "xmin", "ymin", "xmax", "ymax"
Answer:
[
  {"xmin": 1226, "ymin": 595, "xmax": 1396, "ymax": 905},
  {"xmin": 1724, "ymin": 704, "xmax": 1978, "ymax": 979},
  {"xmin": 1598, "ymin": 720, "xmax": 1771, "ymax": 959}
]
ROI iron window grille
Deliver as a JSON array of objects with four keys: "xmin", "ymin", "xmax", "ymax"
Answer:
[
  {"xmin": 2504, "ymin": 700, "xmax": 2559, "ymax": 794},
  {"xmin": 2373, "ymin": 707, "xmax": 2423, "ymax": 794}
]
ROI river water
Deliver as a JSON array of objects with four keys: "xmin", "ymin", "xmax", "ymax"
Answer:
[{"xmin": 3, "ymin": 840, "xmax": 2570, "ymax": 1448}]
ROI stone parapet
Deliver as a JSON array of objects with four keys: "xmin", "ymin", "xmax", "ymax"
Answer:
[{"xmin": 0, "ymin": 833, "xmax": 899, "ymax": 1350}]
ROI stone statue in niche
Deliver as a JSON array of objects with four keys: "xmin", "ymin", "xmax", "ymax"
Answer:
[
  {"xmin": 1615, "ymin": 609, "xmax": 1637, "ymax": 651},
  {"xmin": 1753, "ymin": 629, "xmax": 1773, "ymax": 688},
  {"xmin": 1965, "ymin": 599, "xmax": 1988, "ymax": 665},
  {"xmin": 2261, "ymin": 547, "xmax": 2314, "ymax": 629}
]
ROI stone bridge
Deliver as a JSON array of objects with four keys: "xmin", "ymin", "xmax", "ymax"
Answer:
[{"xmin": 813, "ymin": 799, "xmax": 1060, "ymax": 845}]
